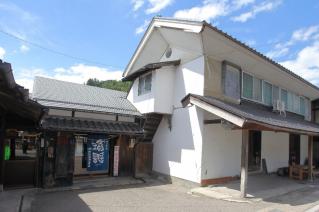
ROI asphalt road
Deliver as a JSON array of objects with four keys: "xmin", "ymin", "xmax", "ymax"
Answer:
[{"xmin": 31, "ymin": 181, "xmax": 319, "ymax": 212}]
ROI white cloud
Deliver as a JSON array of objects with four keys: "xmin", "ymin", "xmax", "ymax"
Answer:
[
  {"xmin": 233, "ymin": 0, "xmax": 255, "ymax": 9},
  {"xmin": 291, "ymin": 26, "xmax": 319, "ymax": 42},
  {"xmin": 135, "ymin": 20, "xmax": 150, "ymax": 35},
  {"xmin": 173, "ymin": 0, "xmax": 255, "ymax": 22},
  {"xmin": 280, "ymin": 42, "xmax": 319, "ymax": 86},
  {"xmin": 146, "ymin": 0, "xmax": 173, "ymax": 14},
  {"xmin": 0, "ymin": 46, "xmax": 5, "ymax": 59},
  {"xmin": 266, "ymin": 25, "xmax": 319, "ymax": 59},
  {"xmin": 174, "ymin": 0, "xmax": 230, "ymax": 21},
  {"xmin": 132, "ymin": 0, "xmax": 144, "ymax": 11},
  {"xmin": 20, "ymin": 44, "xmax": 30, "ymax": 53},
  {"xmin": 232, "ymin": 0, "xmax": 282, "ymax": 22},
  {"xmin": 15, "ymin": 64, "xmax": 123, "ymax": 92}
]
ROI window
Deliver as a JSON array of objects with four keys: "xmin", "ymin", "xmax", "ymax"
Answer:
[
  {"xmin": 281, "ymin": 89, "xmax": 288, "ymax": 109},
  {"xmin": 138, "ymin": 73, "xmax": 152, "ymax": 96},
  {"xmin": 272, "ymin": 85, "xmax": 280, "ymax": 105},
  {"xmin": 243, "ymin": 73, "xmax": 253, "ymax": 99},
  {"xmin": 293, "ymin": 94, "xmax": 300, "ymax": 114},
  {"xmin": 242, "ymin": 72, "xmax": 262, "ymax": 102},
  {"xmin": 263, "ymin": 81, "xmax": 272, "ymax": 106},
  {"xmin": 287, "ymin": 92, "xmax": 294, "ymax": 111},
  {"xmin": 222, "ymin": 62, "xmax": 241, "ymax": 100},
  {"xmin": 300, "ymin": 97, "xmax": 305, "ymax": 116}
]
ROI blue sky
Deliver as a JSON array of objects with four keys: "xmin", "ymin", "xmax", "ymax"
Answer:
[{"xmin": 0, "ymin": 0, "xmax": 319, "ymax": 91}]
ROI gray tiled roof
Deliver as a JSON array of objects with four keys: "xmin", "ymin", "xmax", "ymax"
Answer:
[
  {"xmin": 182, "ymin": 94, "xmax": 319, "ymax": 135},
  {"xmin": 33, "ymin": 77, "xmax": 141, "ymax": 116},
  {"xmin": 41, "ymin": 116, "xmax": 143, "ymax": 135}
]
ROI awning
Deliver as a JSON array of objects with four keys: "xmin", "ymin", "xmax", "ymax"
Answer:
[
  {"xmin": 41, "ymin": 116, "xmax": 144, "ymax": 135},
  {"xmin": 181, "ymin": 94, "xmax": 319, "ymax": 136},
  {"xmin": 122, "ymin": 60, "xmax": 180, "ymax": 81}
]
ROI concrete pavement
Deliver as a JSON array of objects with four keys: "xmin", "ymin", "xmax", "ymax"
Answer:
[{"xmin": 30, "ymin": 179, "xmax": 319, "ymax": 212}]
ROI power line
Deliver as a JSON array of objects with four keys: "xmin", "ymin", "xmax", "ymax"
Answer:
[{"xmin": 0, "ymin": 28, "xmax": 123, "ymax": 69}]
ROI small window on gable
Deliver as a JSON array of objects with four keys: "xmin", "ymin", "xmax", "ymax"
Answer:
[
  {"xmin": 222, "ymin": 62, "xmax": 241, "ymax": 100},
  {"xmin": 138, "ymin": 73, "xmax": 152, "ymax": 96}
]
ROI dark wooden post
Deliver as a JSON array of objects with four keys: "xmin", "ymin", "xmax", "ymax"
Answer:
[
  {"xmin": 308, "ymin": 135, "xmax": 313, "ymax": 181},
  {"xmin": 240, "ymin": 129, "xmax": 249, "ymax": 198},
  {"xmin": 0, "ymin": 115, "xmax": 5, "ymax": 191}
]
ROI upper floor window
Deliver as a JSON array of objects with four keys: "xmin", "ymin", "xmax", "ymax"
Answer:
[
  {"xmin": 263, "ymin": 81, "xmax": 273, "ymax": 106},
  {"xmin": 222, "ymin": 62, "xmax": 241, "ymax": 100},
  {"xmin": 138, "ymin": 73, "xmax": 152, "ymax": 96},
  {"xmin": 242, "ymin": 73, "xmax": 262, "ymax": 102}
]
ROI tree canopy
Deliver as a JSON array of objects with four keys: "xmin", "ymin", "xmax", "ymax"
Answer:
[{"xmin": 86, "ymin": 78, "xmax": 131, "ymax": 92}]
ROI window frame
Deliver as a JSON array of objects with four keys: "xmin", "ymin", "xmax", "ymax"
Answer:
[
  {"xmin": 222, "ymin": 61, "xmax": 242, "ymax": 101},
  {"xmin": 241, "ymin": 72, "xmax": 264, "ymax": 104},
  {"xmin": 137, "ymin": 72, "xmax": 152, "ymax": 96}
]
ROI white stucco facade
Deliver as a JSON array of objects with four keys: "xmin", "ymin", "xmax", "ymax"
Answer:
[
  {"xmin": 152, "ymin": 56, "xmax": 205, "ymax": 183},
  {"xmin": 125, "ymin": 18, "xmax": 318, "ymax": 185}
]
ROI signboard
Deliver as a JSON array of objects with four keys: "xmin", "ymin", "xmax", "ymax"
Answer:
[
  {"xmin": 87, "ymin": 136, "xmax": 109, "ymax": 172},
  {"xmin": 113, "ymin": 146, "xmax": 119, "ymax": 176}
]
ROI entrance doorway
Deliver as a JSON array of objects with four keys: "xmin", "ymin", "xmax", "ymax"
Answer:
[
  {"xmin": 289, "ymin": 134, "xmax": 300, "ymax": 165},
  {"xmin": 248, "ymin": 131, "xmax": 262, "ymax": 172}
]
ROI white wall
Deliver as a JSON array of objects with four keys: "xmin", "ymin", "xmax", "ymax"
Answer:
[
  {"xmin": 261, "ymin": 131, "xmax": 289, "ymax": 173},
  {"xmin": 74, "ymin": 111, "xmax": 116, "ymax": 121},
  {"xmin": 201, "ymin": 124, "xmax": 242, "ymax": 179},
  {"xmin": 152, "ymin": 56, "xmax": 205, "ymax": 183},
  {"xmin": 127, "ymin": 72, "xmax": 156, "ymax": 114}
]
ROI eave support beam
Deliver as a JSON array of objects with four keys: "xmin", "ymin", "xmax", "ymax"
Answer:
[{"xmin": 240, "ymin": 129, "xmax": 249, "ymax": 198}]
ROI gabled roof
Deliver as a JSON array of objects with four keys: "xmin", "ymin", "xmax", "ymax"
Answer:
[
  {"xmin": 182, "ymin": 93, "xmax": 319, "ymax": 136},
  {"xmin": 32, "ymin": 77, "xmax": 141, "ymax": 116},
  {"xmin": 124, "ymin": 17, "xmax": 319, "ymax": 92}
]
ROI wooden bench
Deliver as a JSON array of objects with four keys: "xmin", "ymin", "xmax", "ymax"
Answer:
[{"xmin": 289, "ymin": 165, "xmax": 311, "ymax": 180}]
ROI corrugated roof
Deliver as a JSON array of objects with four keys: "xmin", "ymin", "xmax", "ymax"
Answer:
[
  {"xmin": 182, "ymin": 94, "xmax": 319, "ymax": 135},
  {"xmin": 32, "ymin": 77, "xmax": 141, "ymax": 116},
  {"xmin": 41, "ymin": 116, "xmax": 143, "ymax": 135}
]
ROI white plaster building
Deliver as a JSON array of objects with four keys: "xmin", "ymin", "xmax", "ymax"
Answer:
[{"xmin": 122, "ymin": 17, "xmax": 319, "ymax": 194}]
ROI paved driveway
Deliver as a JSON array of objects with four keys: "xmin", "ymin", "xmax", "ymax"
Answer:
[{"xmin": 31, "ymin": 181, "xmax": 319, "ymax": 212}]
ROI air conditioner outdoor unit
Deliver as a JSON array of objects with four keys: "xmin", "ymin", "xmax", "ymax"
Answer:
[{"xmin": 273, "ymin": 100, "xmax": 286, "ymax": 116}]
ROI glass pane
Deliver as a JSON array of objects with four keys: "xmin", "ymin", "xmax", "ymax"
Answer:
[
  {"xmin": 287, "ymin": 92, "xmax": 293, "ymax": 111},
  {"xmin": 243, "ymin": 73, "xmax": 253, "ymax": 99},
  {"xmin": 293, "ymin": 94, "xmax": 300, "ymax": 114},
  {"xmin": 223, "ymin": 65, "xmax": 240, "ymax": 100},
  {"xmin": 272, "ymin": 86, "xmax": 279, "ymax": 105},
  {"xmin": 144, "ymin": 74, "xmax": 152, "ymax": 92},
  {"xmin": 253, "ymin": 77, "xmax": 262, "ymax": 102},
  {"xmin": 281, "ymin": 89, "xmax": 288, "ymax": 109},
  {"xmin": 138, "ymin": 77, "xmax": 144, "ymax": 95},
  {"xmin": 300, "ymin": 97, "xmax": 305, "ymax": 115},
  {"xmin": 263, "ymin": 81, "xmax": 272, "ymax": 105}
]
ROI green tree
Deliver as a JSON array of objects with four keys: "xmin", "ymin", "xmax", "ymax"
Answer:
[{"xmin": 86, "ymin": 78, "xmax": 131, "ymax": 92}]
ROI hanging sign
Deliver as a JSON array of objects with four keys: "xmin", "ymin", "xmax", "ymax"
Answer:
[{"xmin": 87, "ymin": 137, "xmax": 109, "ymax": 171}]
